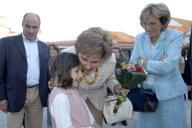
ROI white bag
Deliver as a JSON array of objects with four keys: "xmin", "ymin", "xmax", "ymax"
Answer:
[{"xmin": 103, "ymin": 96, "xmax": 133, "ymax": 124}]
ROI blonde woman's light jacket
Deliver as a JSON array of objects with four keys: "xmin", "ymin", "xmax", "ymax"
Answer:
[{"xmin": 130, "ymin": 29, "xmax": 187, "ymax": 101}]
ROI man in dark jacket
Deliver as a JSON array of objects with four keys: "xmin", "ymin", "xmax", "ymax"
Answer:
[{"xmin": 0, "ymin": 13, "xmax": 50, "ymax": 128}]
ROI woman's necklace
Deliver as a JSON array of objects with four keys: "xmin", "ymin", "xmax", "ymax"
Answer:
[
  {"xmin": 82, "ymin": 68, "xmax": 99, "ymax": 85},
  {"xmin": 151, "ymin": 35, "xmax": 159, "ymax": 44}
]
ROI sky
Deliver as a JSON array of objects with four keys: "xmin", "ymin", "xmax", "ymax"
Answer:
[{"xmin": 0, "ymin": 0, "xmax": 191, "ymax": 41}]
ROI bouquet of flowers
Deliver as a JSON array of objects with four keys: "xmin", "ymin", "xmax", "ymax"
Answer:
[{"xmin": 115, "ymin": 62, "xmax": 147, "ymax": 89}]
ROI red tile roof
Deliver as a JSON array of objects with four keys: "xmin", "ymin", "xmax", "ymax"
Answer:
[
  {"xmin": 168, "ymin": 25, "xmax": 188, "ymax": 33},
  {"xmin": 108, "ymin": 31, "xmax": 135, "ymax": 43},
  {"xmin": 47, "ymin": 40, "xmax": 75, "ymax": 46},
  {"xmin": 169, "ymin": 17, "xmax": 192, "ymax": 33},
  {"xmin": 47, "ymin": 31, "xmax": 135, "ymax": 48}
]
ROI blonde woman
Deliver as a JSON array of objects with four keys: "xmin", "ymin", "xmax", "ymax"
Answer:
[
  {"xmin": 130, "ymin": 3, "xmax": 187, "ymax": 128},
  {"xmin": 62, "ymin": 27, "xmax": 126, "ymax": 127}
]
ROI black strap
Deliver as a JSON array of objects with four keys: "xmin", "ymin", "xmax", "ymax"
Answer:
[{"xmin": 188, "ymin": 27, "xmax": 192, "ymax": 79}]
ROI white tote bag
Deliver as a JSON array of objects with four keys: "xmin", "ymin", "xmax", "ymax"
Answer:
[{"xmin": 103, "ymin": 96, "xmax": 133, "ymax": 124}]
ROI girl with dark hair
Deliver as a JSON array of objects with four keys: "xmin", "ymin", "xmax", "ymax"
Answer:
[
  {"xmin": 48, "ymin": 52, "xmax": 96, "ymax": 128},
  {"xmin": 62, "ymin": 27, "xmax": 127, "ymax": 127}
]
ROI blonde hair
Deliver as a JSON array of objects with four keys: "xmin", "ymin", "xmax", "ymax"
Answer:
[
  {"xmin": 75, "ymin": 27, "xmax": 113, "ymax": 62},
  {"xmin": 140, "ymin": 3, "xmax": 171, "ymax": 30}
]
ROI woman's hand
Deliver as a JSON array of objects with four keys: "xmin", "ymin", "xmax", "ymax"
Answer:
[
  {"xmin": 138, "ymin": 57, "xmax": 148, "ymax": 69},
  {"xmin": 114, "ymin": 84, "xmax": 129, "ymax": 96},
  {"xmin": 160, "ymin": 53, "xmax": 168, "ymax": 61},
  {"xmin": 0, "ymin": 100, "xmax": 8, "ymax": 113}
]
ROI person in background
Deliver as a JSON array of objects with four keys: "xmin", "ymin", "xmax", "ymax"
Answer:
[
  {"xmin": 179, "ymin": 45, "xmax": 186, "ymax": 76},
  {"xmin": 111, "ymin": 46, "xmax": 128, "ymax": 126},
  {"xmin": 0, "ymin": 12, "xmax": 50, "ymax": 128},
  {"xmin": 187, "ymin": 27, "xmax": 192, "ymax": 127},
  {"xmin": 49, "ymin": 44, "xmax": 59, "ymax": 59},
  {"xmin": 62, "ymin": 27, "xmax": 127, "ymax": 127},
  {"xmin": 180, "ymin": 44, "xmax": 191, "ymax": 100},
  {"xmin": 129, "ymin": 3, "xmax": 187, "ymax": 128},
  {"xmin": 49, "ymin": 52, "xmax": 96, "ymax": 128},
  {"xmin": 112, "ymin": 46, "xmax": 128, "ymax": 63},
  {"xmin": 47, "ymin": 44, "xmax": 59, "ymax": 127},
  {"xmin": 48, "ymin": 44, "xmax": 60, "ymax": 87}
]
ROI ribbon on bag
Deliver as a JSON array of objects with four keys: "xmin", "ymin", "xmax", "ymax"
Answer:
[{"xmin": 103, "ymin": 95, "xmax": 133, "ymax": 124}]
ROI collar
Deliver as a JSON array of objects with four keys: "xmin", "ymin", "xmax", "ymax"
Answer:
[
  {"xmin": 143, "ymin": 29, "xmax": 167, "ymax": 42},
  {"xmin": 22, "ymin": 33, "xmax": 39, "ymax": 42}
]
